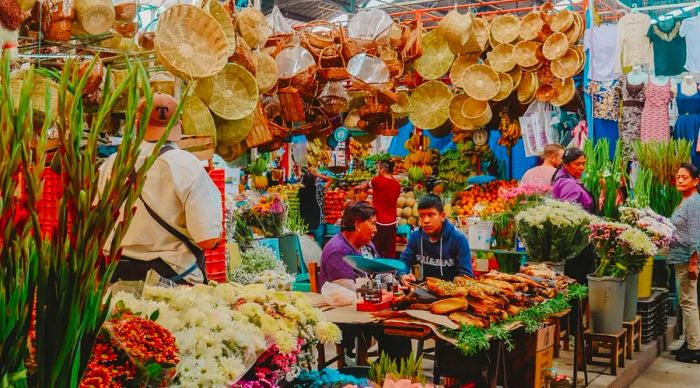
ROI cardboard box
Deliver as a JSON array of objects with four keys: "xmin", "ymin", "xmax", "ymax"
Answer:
[
  {"xmin": 536, "ymin": 323, "xmax": 557, "ymax": 351},
  {"xmin": 505, "ymin": 324, "xmax": 556, "ymax": 388},
  {"xmin": 533, "ymin": 346, "xmax": 554, "ymax": 388}
]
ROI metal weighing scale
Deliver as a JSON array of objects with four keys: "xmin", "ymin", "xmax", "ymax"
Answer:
[{"xmin": 343, "ymin": 255, "xmax": 406, "ymax": 312}]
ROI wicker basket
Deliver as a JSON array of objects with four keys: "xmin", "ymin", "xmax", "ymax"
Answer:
[
  {"xmin": 551, "ymin": 10, "xmax": 574, "ymax": 32},
  {"xmin": 42, "ymin": 1, "xmax": 74, "ymax": 41},
  {"xmin": 543, "ymin": 32, "xmax": 569, "ymax": 60},
  {"xmin": 490, "ymin": 14, "xmax": 520, "ymax": 45},
  {"xmin": 450, "ymin": 53, "xmax": 480, "ymax": 90},
  {"xmin": 294, "ymin": 107, "xmax": 331, "ymax": 137},
  {"xmin": 401, "ymin": 19, "xmax": 424, "ymax": 61},
  {"xmin": 245, "ymin": 103, "xmax": 274, "ymax": 148},
  {"xmin": 437, "ymin": 10, "xmax": 473, "ymax": 51},
  {"xmin": 390, "ymin": 92, "xmax": 413, "ymax": 118},
  {"xmin": 149, "ymin": 71, "xmax": 176, "ymax": 96},
  {"xmin": 513, "ymin": 40, "xmax": 541, "ymax": 68},
  {"xmin": 318, "ymin": 81, "xmax": 349, "ymax": 114},
  {"xmin": 564, "ymin": 12, "xmax": 584, "ymax": 44},
  {"xmin": 358, "ymin": 94, "xmax": 390, "ymax": 123},
  {"xmin": 194, "ymin": 63, "xmax": 258, "ymax": 120},
  {"xmin": 113, "ymin": 21, "xmax": 137, "ymax": 38},
  {"xmin": 409, "ymin": 80, "xmax": 452, "ymax": 130},
  {"xmin": 378, "ymin": 46, "xmax": 404, "ymax": 78},
  {"xmin": 517, "ymin": 70, "xmax": 538, "ymax": 103},
  {"xmin": 573, "ymin": 45, "xmax": 586, "ymax": 73},
  {"xmin": 493, "ymin": 72, "xmax": 514, "ymax": 101},
  {"xmin": 252, "ymin": 51, "xmax": 278, "ymax": 94},
  {"xmin": 155, "ymin": 5, "xmax": 228, "ymax": 80},
  {"xmin": 138, "ymin": 31, "xmax": 155, "ymax": 50},
  {"xmin": 463, "ymin": 64, "xmax": 500, "ymax": 101},
  {"xmin": 536, "ymin": 65, "xmax": 554, "ymax": 85},
  {"xmin": 449, "ymin": 93, "xmax": 476, "ymax": 130},
  {"xmin": 278, "ymin": 86, "xmax": 306, "ymax": 122},
  {"xmin": 449, "ymin": 16, "xmax": 489, "ymax": 54},
  {"xmin": 207, "ymin": 0, "xmax": 236, "ymax": 56},
  {"xmin": 237, "ymin": 7, "xmax": 272, "ymax": 48},
  {"xmin": 414, "ymin": 30, "xmax": 455, "ymax": 80},
  {"xmin": 551, "ymin": 77, "xmax": 575, "ymax": 106},
  {"xmin": 114, "ymin": 1, "xmax": 136, "ymax": 22},
  {"xmin": 182, "ymin": 93, "xmax": 216, "ymax": 139},
  {"xmin": 550, "ymin": 48, "xmax": 579, "ymax": 78},
  {"xmin": 519, "ymin": 12, "xmax": 543, "ymax": 41},
  {"xmin": 487, "ymin": 43, "xmax": 516, "ymax": 73},
  {"xmin": 302, "ymin": 20, "xmax": 340, "ymax": 51},
  {"xmin": 77, "ymin": 58, "xmax": 104, "ymax": 95},
  {"xmin": 10, "ymin": 70, "xmax": 59, "ymax": 119},
  {"xmin": 215, "ymin": 112, "xmax": 253, "ymax": 145},
  {"xmin": 75, "ymin": 0, "xmax": 114, "ymax": 35},
  {"xmin": 216, "ymin": 141, "xmax": 248, "ymax": 162},
  {"xmin": 318, "ymin": 46, "xmax": 350, "ymax": 81},
  {"xmin": 507, "ymin": 65, "xmax": 522, "ymax": 89},
  {"xmin": 229, "ymin": 38, "xmax": 257, "ymax": 76},
  {"xmin": 535, "ymin": 83, "xmax": 555, "ymax": 102},
  {"xmin": 461, "ymin": 96, "xmax": 492, "ymax": 127}
]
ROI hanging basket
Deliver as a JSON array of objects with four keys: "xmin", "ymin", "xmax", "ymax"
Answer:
[
  {"xmin": 517, "ymin": 70, "xmax": 538, "ymax": 104},
  {"xmin": 237, "ymin": 7, "xmax": 272, "ymax": 48},
  {"xmin": 215, "ymin": 112, "xmax": 254, "ymax": 146},
  {"xmin": 449, "ymin": 93, "xmax": 476, "ymax": 130},
  {"xmin": 278, "ymin": 86, "xmax": 306, "ymax": 122},
  {"xmin": 75, "ymin": 0, "xmax": 115, "ymax": 35},
  {"xmin": 551, "ymin": 9, "xmax": 574, "ymax": 32},
  {"xmin": 378, "ymin": 46, "xmax": 404, "ymax": 78},
  {"xmin": 461, "ymin": 97, "xmax": 492, "ymax": 127},
  {"xmin": 450, "ymin": 53, "xmax": 480, "ymax": 90},
  {"xmin": 295, "ymin": 107, "xmax": 331, "ymax": 137},
  {"xmin": 437, "ymin": 10, "xmax": 473, "ymax": 53},
  {"xmin": 550, "ymin": 48, "xmax": 580, "ymax": 78},
  {"xmin": 390, "ymin": 92, "xmax": 413, "ymax": 118},
  {"xmin": 42, "ymin": 0, "xmax": 74, "ymax": 41},
  {"xmin": 513, "ymin": 40, "xmax": 542, "ymax": 68},
  {"xmin": 415, "ymin": 30, "xmax": 455, "ymax": 80},
  {"xmin": 409, "ymin": 80, "xmax": 452, "ymax": 130},
  {"xmin": 463, "ymin": 64, "xmax": 500, "ymax": 101},
  {"xmin": 194, "ymin": 63, "xmax": 258, "ymax": 121},
  {"xmin": 302, "ymin": 20, "xmax": 341, "ymax": 51},
  {"xmin": 519, "ymin": 12, "xmax": 544, "ymax": 41},
  {"xmin": 493, "ymin": 72, "xmax": 514, "ymax": 101},
  {"xmin": 551, "ymin": 77, "xmax": 575, "ymax": 106},
  {"xmin": 245, "ymin": 103, "xmax": 274, "ymax": 148},
  {"xmin": 487, "ymin": 43, "xmax": 516, "ymax": 73},
  {"xmin": 490, "ymin": 14, "xmax": 520, "ymax": 45},
  {"xmin": 182, "ymin": 93, "xmax": 217, "ymax": 140},
  {"xmin": 318, "ymin": 46, "xmax": 350, "ymax": 81},
  {"xmin": 207, "ymin": 0, "xmax": 236, "ymax": 56},
  {"xmin": 449, "ymin": 16, "xmax": 488, "ymax": 54},
  {"xmin": 508, "ymin": 65, "xmax": 522, "ymax": 89},
  {"xmin": 543, "ymin": 32, "xmax": 569, "ymax": 60},
  {"xmin": 252, "ymin": 51, "xmax": 279, "ymax": 94}
]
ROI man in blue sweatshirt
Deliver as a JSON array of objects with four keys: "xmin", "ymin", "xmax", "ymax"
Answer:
[{"xmin": 399, "ymin": 194, "xmax": 473, "ymax": 285}]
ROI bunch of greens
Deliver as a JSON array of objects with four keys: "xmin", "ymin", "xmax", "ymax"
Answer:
[
  {"xmin": 286, "ymin": 203, "xmax": 308, "ymax": 236},
  {"xmin": 582, "ymin": 139, "xmax": 626, "ymax": 218},
  {"xmin": 368, "ymin": 352, "xmax": 425, "ymax": 385},
  {"xmin": 632, "ymin": 140, "xmax": 691, "ymax": 216}
]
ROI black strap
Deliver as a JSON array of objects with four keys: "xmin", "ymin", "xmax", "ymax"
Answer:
[{"xmin": 131, "ymin": 145, "xmax": 209, "ymax": 284}]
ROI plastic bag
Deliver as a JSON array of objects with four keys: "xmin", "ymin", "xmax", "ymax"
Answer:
[{"xmin": 321, "ymin": 281, "xmax": 357, "ymax": 306}]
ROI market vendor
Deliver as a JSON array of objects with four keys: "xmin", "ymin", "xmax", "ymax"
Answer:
[
  {"xmin": 355, "ymin": 160, "xmax": 401, "ymax": 258},
  {"xmin": 100, "ymin": 93, "xmax": 223, "ymax": 285},
  {"xmin": 520, "ymin": 143, "xmax": 564, "ymax": 188},
  {"xmin": 398, "ymin": 195, "xmax": 473, "ymax": 286},
  {"xmin": 297, "ymin": 165, "xmax": 333, "ymax": 245}
]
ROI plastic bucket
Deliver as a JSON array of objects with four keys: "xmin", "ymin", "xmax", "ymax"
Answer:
[
  {"xmin": 587, "ymin": 274, "xmax": 626, "ymax": 334},
  {"xmin": 638, "ymin": 256, "xmax": 653, "ymax": 299},
  {"xmin": 624, "ymin": 272, "xmax": 640, "ymax": 321},
  {"xmin": 467, "ymin": 218, "xmax": 494, "ymax": 250}
]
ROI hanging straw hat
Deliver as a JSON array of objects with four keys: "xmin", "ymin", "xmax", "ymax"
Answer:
[
  {"xmin": 493, "ymin": 72, "xmax": 514, "ymax": 101},
  {"xmin": 207, "ymin": 0, "xmax": 236, "ymax": 56},
  {"xmin": 449, "ymin": 93, "xmax": 476, "ymax": 130},
  {"xmin": 543, "ymin": 32, "xmax": 569, "ymax": 60},
  {"xmin": 461, "ymin": 96, "xmax": 492, "ymax": 127},
  {"xmin": 550, "ymin": 48, "xmax": 580, "ymax": 78},
  {"xmin": 414, "ymin": 30, "xmax": 455, "ymax": 80},
  {"xmin": 215, "ymin": 112, "xmax": 253, "ymax": 145},
  {"xmin": 449, "ymin": 16, "xmax": 489, "ymax": 54},
  {"xmin": 517, "ymin": 70, "xmax": 538, "ymax": 103},
  {"xmin": 463, "ymin": 64, "xmax": 500, "ymax": 101},
  {"xmin": 182, "ymin": 93, "xmax": 216, "ymax": 140},
  {"xmin": 237, "ymin": 7, "xmax": 272, "ymax": 48},
  {"xmin": 487, "ymin": 43, "xmax": 516, "ymax": 73},
  {"xmin": 391, "ymin": 92, "xmax": 413, "ymax": 118},
  {"xmin": 490, "ymin": 14, "xmax": 521, "ymax": 45},
  {"xmin": 252, "ymin": 51, "xmax": 278, "ymax": 94},
  {"xmin": 572, "ymin": 45, "xmax": 586, "ymax": 73},
  {"xmin": 536, "ymin": 83, "xmax": 555, "ymax": 102},
  {"xmin": 450, "ymin": 53, "xmax": 480, "ymax": 89},
  {"xmin": 551, "ymin": 77, "xmax": 575, "ymax": 106},
  {"xmin": 155, "ymin": 5, "xmax": 228, "ymax": 80},
  {"xmin": 564, "ymin": 12, "xmax": 583, "ymax": 44},
  {"xmin": 551, "ymin": 10, "xmax": 574, "ymax": 33},
  {"xmin": 508, "ymin": 65, "xmax": 522, "ymax": 89},
  {"xmin": 519, "ymin": 12, "xmax": 544, "ymax": 41},
  {"xmin": 437, "ymin": 10, "xmax": 473, "ymax": 48},
  {"xmin": 513, "ymin": 41, "xmax": 541, "ymax": 68},
  {"xmin": 409, "ymin": 80, "xmax": 452, "ymax": 129},
  {"xmin": 75, "ymin": 0, "xmax": 115, "ymax": 35},
  {"xmin": 195, "ymin": 63, "xmax": 258, "ymax": 120}
]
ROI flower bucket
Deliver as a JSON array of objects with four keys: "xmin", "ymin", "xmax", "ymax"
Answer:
[
  {"xmin": 467, "ymin": 218, "xmax": 493, "ymax": 250},
  {"xmin": 638, "ymin": 256, "xmax": 654, "ymax": 299},
  {"xmin": 587, "ymin": 274, "xmax": 625, "ymax": 334},
  {"xmin": 624, "ymin": 272, "xmax": 640, "ymax": 321}
]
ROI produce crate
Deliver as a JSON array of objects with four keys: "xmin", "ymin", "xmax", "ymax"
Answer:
[
  {"xmin": 205, "ymin": 245, "xmax": 227, "ymax": 283},
  {"xmin": 637, "ymin": 289, "xmax": 668, "ymax": 343}
]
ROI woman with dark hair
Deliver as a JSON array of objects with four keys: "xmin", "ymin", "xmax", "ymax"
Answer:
[
  {"xmin": 356, "ymin": 160, "xmax": 401, "ymax": 258},
  {"xmin": 668, "ymin": 163, "xmax": 700, "ymax": 363},
  {"xmin": 296, "ymin": 166, "xmax": 332, "ymax": 245}
]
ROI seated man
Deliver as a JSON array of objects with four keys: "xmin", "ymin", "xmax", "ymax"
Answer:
[{"xmin": 399, "ymin": 194, "xmax": 473, "ymax": 285}]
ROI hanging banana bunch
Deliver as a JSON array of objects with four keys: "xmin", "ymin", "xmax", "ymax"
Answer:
[{"xmin": 497, "ymin": 111, "xmax": 521, "ymax": 149}]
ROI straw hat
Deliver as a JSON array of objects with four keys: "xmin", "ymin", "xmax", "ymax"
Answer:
[
  {"xmin": 450, "ymin": 53, "xmax": 480, "ymax": 89},
  {"xmin": 490, "ymin": 14, "xmax": 520, "ymax": 45},
  {"xmin": 536, "ymin": 84, "xmax": 555, "ymax": 102},
  {"xmin": 409, "ymin": 80, "xmax": 452, "ymax": 129},
  {"xmin": 572, "ymin": 45, "xmax": 586, "ymax": 73},
  {"xmin": 437, "ymin": 10, "xmax": 473, "ymax": 49},
  {"xmin": 461, "ymin": 96, "xmax": 492, "ymax": 127},
  {"xmin": 391, "ymin": 92, "xmax": 413, "ymax": 117},
  {"xmin": 493, "ymin": 72, "xmax": 514, "ymax": 101},
  {"xmin": 414, "ymin": 30, "xmax": 455, "ymax": 80},
  {"xmin": 543, "ymin": 32, "xmax": 568, "ymax": 60},
  {"xmin": 207, "ymin": 0, "xmax": 236, "ymax": 56},
  {"xmin": 508, "ymin": 65, "xmax": 522, "ymax": 89},
  {"xmin": 463, "ymin": 64, "xmax": 500, "ymax": 101},
  {"xmin": 237, "ymin": 7, "xmax": 272, "ymax": 48},
  {"xmin": 195, "ymin": 63, "xmax": 258, "ymax": 120},
  {"xmin": 252, "ymin": 51, "xmax": 278, "ymax": 94},
  {"xmin": 513, "ymin": 40, "xmax": 541, "ymax": 68},
  {"xmin": 550, "ymin": 48, "xmax": 580, "ymax": 78},
  {"xmin": 182, "ymin": 93, "xmax": 216, "ymax": 139},
  {"xmin": 564, "ymin": 12, "xmax": 583, "ymax": 44},
  {"xmin": 487, "ymin": 43, "xmax": 516, "ymax": 73},
  {"xmin": 155, "ymin": 5, "xmax": 228, "ymax": 80},
  {"xmin": 215, "ymin": 112, "xmax": 253, "ymax": 145},
  {"xmin": 519, "ymin": 12, "xmax": 544, "ymax": 41},
  {"xmin": 449, "ymin": 93, "xmax": 476, "ymax": 130},
  {"xmin": 551, "ymin": 10, "xmax": 574, "ymax": 32},
  {"xmin": 517, "ymin": 70, "xmax": 538, "ymax": 103},
  {"xmin": 551, "ymin": 77, "xmax": 575, "ymax": 106},
  {"xmin": 449, "ymin": 17, "xmax": 489, "ymax": 54},
  {"xmin": 75, "ymin": 0, "xmax": 115, "ymax": 35}
]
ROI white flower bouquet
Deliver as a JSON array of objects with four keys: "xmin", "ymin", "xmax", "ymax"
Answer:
[
  {"xmin": 230, "ymin": 246, "xmax": 294, "ymax": 290},
  {"xmin": 619, "ymin": 207, "xmax": 675, "ymax": 251},
  {"xmin": 589, "ymin": 220, "xmax": 658, "ymax": 278}
]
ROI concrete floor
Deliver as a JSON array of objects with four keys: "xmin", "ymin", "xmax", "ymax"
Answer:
[{"xmin": 630, "ymin": 339, "xmax": 700, "ymax": 388}]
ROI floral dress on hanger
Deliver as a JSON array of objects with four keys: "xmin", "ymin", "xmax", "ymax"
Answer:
[
  {"xmin": 587, "ymin": 80, "xmax": 620, "ymax": 159},
  {"xmin": 619, "ymin": 76, "xmax": 645, "ymax": 159},
  {"xmin": 641, "ymin": 77, "xmax": 673, "ymax": 142}
]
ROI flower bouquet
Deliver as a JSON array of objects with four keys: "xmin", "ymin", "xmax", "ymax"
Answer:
[
  {"xmin": 619, "ymin": 207, "xmax": 675, "ymax": 251},
  {"xmin": 589, "ymin": 221, "xmax": 658, "ymax": 278},
  {"xmin": 230, "ymin": 246, "xmax": 294, "ymax": 291},
  {"xmin": 241, "ymin": 194, "xmax": 287, "ymax": 237},
  {"xmin": 498, "ymin": 184, "xmax": 550, "ymax": 201}
]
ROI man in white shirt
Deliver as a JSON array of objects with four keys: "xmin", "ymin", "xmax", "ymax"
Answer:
[
  {"xmin": 99, "ymin": 93, "xmax": 223, "ymax": 284},
  {"xmin": 520, "ymin": 143, "xmax": 565, "ymax": 189}
]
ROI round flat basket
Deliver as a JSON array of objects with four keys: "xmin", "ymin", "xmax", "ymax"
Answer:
[
  {"xmin": 449, "ymin": 17, "xmax": 489, "ymax": 54},
  {"xmin": 75, "ymin": 0, "xmax": 115, "ymax": 35},
  {"xmin": 252, "ymin": 51, "xmax": 278, "ymax": 94},
  {"xmin": 461, "ymin": 96, "xmax": 492, "ymax": 127},
  {"xmin": 450, "ymin": 53, "xmax": 480, "ymax": 89},
  {"xmin": 237, "ymin": 7, "xmax": 272, "ymax": 48},
  {"xmin": 551, "ymin": 10, "xmax": 574, "ymax": 32},
  {"xmin": 207, "ymin": 0, "xmax": 236, "ymax": 56},
  {"xmin": 463, "ymin": 64, "xmax": 500, "ymax": 101},
  {"xmin": 493, "ymin": 72, "xmax": 514, "ymax": 101},
  {"xmin": 195, "ymin": 63, "xmax": 259, "ymax": 120},
  {"xmin": 551, "ymin": 77, "xmax": 575, "ymax": 106},
  {"xmin": 517, "ymin": 70, "xmax": 538, "ymax": 103},
  {"xmin": 513, "ymin": 40, "xmax": 541, "ymax": 68},
  {"xmin": 409, "ymin": 80, "xmax": 452, "ymax": 129},
  {"xmin": 414, "ymin": 30, "xmax": 455, "ymax": 80},
  {"xmin": 564, "ymin": 12, "xmax": 583, "ymax": 44},
  {"xmin": 490, "ymin": 14, "xmax": 520, "ymax": 44},
  {"xmin": 437, "ymin": 10, "xmax": 473, "ymax": 49},
  {"xmin": 508, "ymin": 65, "xmax": 522, "ymax": 89},
  {"xmin": 487, "ymin": 43, "xmax": 516, "ymax": 73},
  {"xmin": 155, "ymin": 5, "xmax": 228, "ymax": 80},
  {"xmin": 391, "ymin": 92, "xmax": 413, "ymax": 117},
  {"xmin": 449, "ymin": 93, "xmax": 476, "ymax": 130},
  {"xmin": 543, "ymin": 32, "xmax": 569, "ymax": 60},
  {"xmin": 550, "ymin": 48, "xmax": 580, "ymax": 78},
  {"xmin": 519, "ymin": 12, "xmax": 544, "ymax": 41},
  {"xmin": 572, "ymin": 45, "xmax": 586, "ymax": 73},
  {"xmin": 215, "ymin": 112, "xmax": 254, "ymax": 145},
  {"xmin": 536, "ymin": 83, "xmax": 555, "ymax": 102},
  {"xmin": 182, "ymin": 93, "xmax": 216, "ymax": 140}
]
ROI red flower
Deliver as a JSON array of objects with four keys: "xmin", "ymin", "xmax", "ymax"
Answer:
[{"xmin": 80, "ymin": 363, "xmax": 116, "ymax": 388}]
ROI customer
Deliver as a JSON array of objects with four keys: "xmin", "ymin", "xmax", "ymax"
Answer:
[
  {"xmin": 399, "ymin": 194, "xmax": 473, "ymax": 285},
  {"xmin": 520, "ymin": 144, "xmax": 565, "ymax": 188},
  {"xmin": 668, "ymin": 163, "xmax": 700, "ymax": 363},
  {"xmin": 356, "ymin": 160, "xmax": 401, "ymax": 258},
  {"xmin": 297, "ymin": 165, "xmax": 332, "ymax": 246},
  {"xmin": 101, "ymin": 93, "xmax": 223, "ymax": 285}
]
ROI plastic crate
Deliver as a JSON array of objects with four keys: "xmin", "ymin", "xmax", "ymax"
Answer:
[
  {"xmin": 208, "ymin": 271, "xmax": 227, "ymax": 283},
  {"xmin": 205, "ymin": 250, "xmax": 227, "ymax": 277}
]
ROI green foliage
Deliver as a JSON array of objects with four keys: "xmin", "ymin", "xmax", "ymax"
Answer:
[
  {"xmin": 369, "ymin": 351, "xmax": 425, "ymax": 385},
  {"xmin": 582, "ymin": 139, "xmax": 626, "ymax": 218},
  {"xmin": 632, "ymin": 140, "xmax": 690, "ymax": 217}
]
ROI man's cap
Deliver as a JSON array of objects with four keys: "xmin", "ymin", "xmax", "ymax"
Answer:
[{"xmin": 138, "ymin": 93, "xmax": 182, "ymax": 142}]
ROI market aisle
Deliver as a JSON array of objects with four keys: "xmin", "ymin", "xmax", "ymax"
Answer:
[{"xmin": 631, "ymin": 340, "xmax": 700, "ymax": 387}]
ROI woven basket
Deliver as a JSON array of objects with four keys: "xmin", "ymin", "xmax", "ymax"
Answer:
[
  {"xmin": 519, "ymin": 12, "xmax": 543, "ymax": 41},
  {"xmin": 295, "ymin": 107, "xmax": 331, "ymax": 137},
  {"xmin": 551, "ymin": 77, "xmax": 575, "ymax": 107},
  {"xmin": 401, "ymin": 19, "xmax": 424, "ymax": 62},
  {"xmin": 275, "ymin": 45, "xmax": 316, "ymax": 88},
  {"xmin": 358, "ymin": 94, "xmax": 390, "ymax": 123},
  {"xmin": 449, "ymin": 16, "xmax": 488, "ymax": 54},
  {"xmin": 461, "ymin": 96, "xmax": 492, "ymax": 127},
  {"xmin": 318, "ymin": 81, "xmax": 349, "ymax": 114},
  {"xmin": 75, "ymin": 0, "xmax": 114, "ymax": 35},
  {"xmin": 10, "ymin": 71, "xmax": 59, "ymax": 119},
  {"xmin": 463, "ymin": 64, "xmax": 500, "ymax": 101},
  {"xmin": 490, "ymin": 14, "xmax": 520, "ymax": 45},
  {"xmin": 493, "ymin": 72, "xmax": 514, "ymax": 101},
  {"xmin": 344, "ymin": 109, "xmax": 361, "ymax": 129},
  {"xmin": 564, "ymin": 13, "xmax": 583, "ymax": 44},
  {"xmin": 278, "ymin": 86, "xmax": 306, "ymax": 122},
  {"xmin": 215, "ymin": 111, "xmax": 253, "ymax": 145},
  {"xmin": 182, "ymin": 93, "xmax": 216, "ymax": 140},
  {"xmin": 449, "ymin": 93, "xmax": 476, "ymax": 130},
  {"xmin": 155, "ymin": 5, "xmax": 228, "ymax": 80},
  {"xmin": 543, "ymin": 32, "xmax": 569, "ymax": 60},
  {"xmin": 195, "ymin": 63, "xmax": 258, "ymax": 120},
  {"xmin": 138, "ymin": 31, "xmax": 155, "ymax": 50},
  {"xmin": 252, "ymin": 51, "xmax": 278, "ymax": 94},
  {"xmin": 374, "ymin": 115, "xmax": 397, "ymax": 136},
  {"xmin": 114, "ymin": 21, "xmax": 137, "ymax": 38},
  {"xmin": 42, "ymin": 1, "xmax": 74, "ymax": 41},
  {"xmin": 513, "ymin": 40, "xmax": 541, "ymax": 68},
  {"xmin": 517, "ymin": 70, "xmax": 538, "ymax": 103},
  {"xmin": 318, "ymin": 46, "xmax": 350, "ymax": 81},
  {"xmin": 245, "ymin": 103, "xmax": 274, "ymax": 148},
  {"xmin": 149, "ymin": 71, "xmax": 176, "ymax": 96},
  {"xmin": 487, "ymin": 43, "xmax": 516, "ymax": 73},
  {"xmin": 378, "ymin": 46, "xmax": 404, "ymax": 78},
  {"xmin": 437, "ymin": 10, "xmax": 473, "ymax": 51},
  {"xmin": 414, "ymin": 30, "xmax": 455, "ymax": 80},
  {"xmin": 508, "ymin": 65, "xmax": 522, "ymax": 89},
  {"xmin": 409, "ymin": 80, "xmax": 452, "ymax": 129},
  {"xmin": 207, "ymin": 0, "xmax": 236, "ymax": 56},
  {"xmin": 450, "ymin": 53, "xmax": 480, "ymax": 89},
  {"xmin": 216, "ymin": 141, "xmax": 248, "ymax": 161},
  {"xmin": 237, "ymin": 7, "xmax": 272, "ymax": 48},
  {"xmin": 390, "ymin": 92, "xmax": 413, "ymax": 118},
  {"xmin": 389, "ymin": 23, "xmax": 408, "ymax": 49},
  {"xmin": 229, "ymin": 38, "xmax": 258, "ymax": 76},
  {"xmin": 536, "ymin": 65, "xmax": 554, "ymax": 85},
  {"xmin": 551, "ymin": 10, "xmax": 574, "ymax": 32},
  {"xmin": 302, "ymin": 20, "xmax": 340, "ymax": 51},
  {"xmin": 573, "ymin": 45, "xmax": 586, "ymax": 73},
  {"xmin": 114, "ymin": 2, "xmax": 136, "ymax": 22},
  {"xmin": 536, "ymin": 84, "xmax": 556, "ymax": 102},
  {"xmin": 550, "ymin": 48, "xmax": 579, "ymax": 78}
]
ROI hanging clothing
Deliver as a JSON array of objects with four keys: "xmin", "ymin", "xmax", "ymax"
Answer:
[
  {"xmin": 641, "ymin": 78, "xmax": 672, "ymax": 142},
  {"xmin": 593, "ymin": 119, "xmax": 619, "ymax": 160},
  {"xmin": 584, "ymin": 23, "xmax": 620, "ymax": 81},
  {"xmin": 674, "ymin": 83, "xmax": 700, "ymax": 167},
  {"xmin": 648, "ymin": 19, "xmax": 687, "ymax": 76},
  {"xmin": 587, "ymin": 79, "xmax": 620, "ymax": 121},
  {"xmin": 615, "ymin": 13, "xmax": 652, "ymax": 73},
  {"xmin": 619, "ymin": 77, "xmax": 646, "ymax": 159},
  {"xmin": 681, "ymin": 15, "xmax": 700, "ymax": 73}
]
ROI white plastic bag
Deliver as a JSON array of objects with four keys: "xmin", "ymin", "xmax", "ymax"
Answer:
[{"xmin": 321, "ymin": 282, "xmax": 357, "ymax": 307}]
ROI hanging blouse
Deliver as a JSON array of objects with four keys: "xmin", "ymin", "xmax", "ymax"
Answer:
[
  {"xmin": 587, "ymin": 80, "xmax": 620, "ymax": 121},
  {"xmin": 615, "ymin": 13, "xmax": 652, "ymax": 73},
  {"xmin": 584, "ymin": 24, "xmax": 620, "ymax": 81},
  {"xmin": 681, "ymin": 16, "xmax": 700, "ymax": 72},
  {"xmin": 648, "ymin": 19, "xmax": 687, "ymax": 76}
]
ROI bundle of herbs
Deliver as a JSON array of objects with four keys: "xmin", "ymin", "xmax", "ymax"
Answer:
[
  {"xmin": 582, "ymin": 139, "xmax": 626, "ymax": 218},
  {"xmin": 632, "ymin": 140, "xmax": 691, "ymax": 216}
]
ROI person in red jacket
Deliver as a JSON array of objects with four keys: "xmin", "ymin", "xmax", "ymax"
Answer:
[{"xmin": 357, "ymin": 160, "xmax": 401, "ymax": 258}]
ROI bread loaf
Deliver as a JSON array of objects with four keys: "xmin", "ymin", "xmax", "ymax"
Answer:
[
  {"xmin": 448, "ymin": 311, "xmax": 489, "ymax": 328},
  {"xmin": 429, "ymin": 297, "xmax": 468, "ymax": 315}
]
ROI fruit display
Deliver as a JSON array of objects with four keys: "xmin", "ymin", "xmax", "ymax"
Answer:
[
  {"xmin": 438, "ymin": 142, "xmax": 479, "ymax": 192},
  {"xmin": 349, "ymin": 138, "xmax": 373, "ymax": 161},
  {"xmin": 497, "ymin": 111, "xmax": 522, "ymax": 149},
  {"xmin": 247, "ymin": 157, "xmax": 269, "ymax": 190},
  {"xmin": 251, "ymin": 175, "xmax": 269, "ymax": 190},
  {"xmin": 451, "ymin": 180, "xmax": 518, "ymax": 217},
  {"xmin": 392, "ymin": 156, "xmax": 407, "ymax": 175},
  {"xmin": 338, "ymin": 168, "xmax": 373, "ymax": 186},
  {"xmin": 365, "ymin": 153, "xmax": 391, "ymax": 173},
  {"xmin": 307, "ymin": 137, "xmax": 331, "ymax": 168},
  {"xmin": 396, "ymin": 191, "xmax": 418, "ymax": 227},
  {"xmin": 403, "ymin": 135, "xmax": 436, "ymax": 183},
  {"xmin": 267, "ymin": 183, "xmax": 302, "ymax": 214},
  {"xmin": 324, "ymin": 189, "xmax": 347, "ymax": 224}
]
